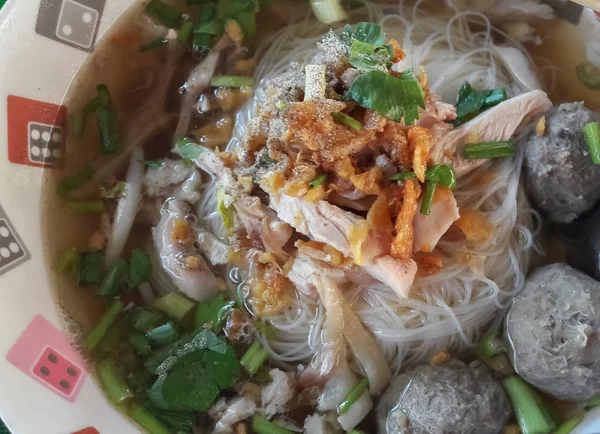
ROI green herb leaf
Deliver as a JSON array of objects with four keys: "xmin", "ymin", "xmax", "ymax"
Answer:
[
  {"xmin": 424, "ymin": 163, "xmax": 457, "ymax": 190},
  {"xmin": 78, "ymin": 251, "xmax": 105, "ymax": 287},
  {"xmin": 454, "ymin": 82, "xmax": 507, "ymax": 126},
  {"xmin": 217, "ymin": 189, "xmax": 235, "ymax": 230},
  {"xmin": 177, "ymin": 137, "xmax": 204, "ymax": 161},
  {"xmin": 142, "ymin": 160, "xmax": 163, "ymax": 169},
  {"xmin": 100, "ymin": 181, "xmax": 126, "ymax": 200},
  {"xmin": 129, "ymin": 249, "xmax": 152, "ymax": 290},
  {"xmin": 390, "ymin": 171, "xmax": 416, "ymax": 181},
  {"xmin": 309, "ymin": 174, "xmax": 327, "ymax": 189},
  {"xmin": 195, "ymin": 294, "xmax": 231, "ymax": 331},
  {"xmin": 348, "ymin": 39, "xmax": 392, "ymax": 72},
  {"xmin": 341, "ymin": 22, "xmax": 386, "ymax": 46},
  {"xmin": 346, "ymin": 69, "xmax": 425, "ymax": 125}
]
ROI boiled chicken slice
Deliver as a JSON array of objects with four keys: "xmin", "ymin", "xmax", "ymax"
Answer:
[
  {"xmin": 153, "ymin": 200, "xmax": 219, "ymax": 301},
  {"xmin": 413, "ymin": 191, "xmax": 460, "ymax": 253},
  {"xmin": 430, "ymin": 90, "xmax": 552, "ymax": 177}
]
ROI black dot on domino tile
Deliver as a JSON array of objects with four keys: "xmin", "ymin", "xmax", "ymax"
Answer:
[
  {"xmin": 47, "ymin": 353, "xmax": 58, "ymax": 363},
  {"xmin": 59, "ymin": 380, "xmax": 70, "ymax": 389},
  {"xmin": 40, "ymin": 366, "xmax": 50, "ymax": 376},
  {"xmin": 66, "ymin": 367, "xmax": 77, "ymax": 377}
]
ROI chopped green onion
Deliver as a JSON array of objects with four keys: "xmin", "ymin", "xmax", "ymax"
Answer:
[
  {"xmin": 425, "ymin": 163, "xmax": 457, "ymax": 190},
  {"xmin": 129, "ymin": 249, "xmax": 152, "ymax": 290},
  {"xmin": 478, "ymin": 333, "xmax": 507, "ymax": 359},
  {"xmin": 78, "ymin": 251, "xmax": 105, "ymax": 287},
  {"xmin": 240, "ymin": 341, "xmax": 269, "ymax": 375},
  {"xmin": 96, "ymin": 106, "xmax": 121, "ymax": 155},
  {"xmin": 584, "ymin": 394, "xmax": 600, "ymax": 411},
  {"xmin": 68, "ymin": 112, "xmax": 86, "ymax": 138},
  {"xmin": 420, "ymin": 181, "xmax": 436, "ymax": 216},
  {"xmin": 338, "ymin": 377, "xmax": 369, "ymax": 415},
  {"xmin": 57, "ymin": 164, "xmax": 94, "ymax": 198},
  {"xmin": 251, "ymin": 414, "xmax": 294, "ymax": 434},
  {"xmin": 83, "ymin": 96, "xmax": 102, "ymax": 115},
  {"xmin": 463, "ymin": 141, "xmax": 515, "ymax": 160},
  {"xmin": 178, "ymin": 19, "xmax": 194, "ymax": 43},
  {"xmin": 84, "ymin": 301, "xmax": 124, "ymax": 351},
  {"xmin": 576, "ymin": 61, "xmax": 600, "ymax": 91},
  {"xmin": 348, "ymin": 431, "xmax": 367, "ymax": 434},
  {"xmin": 584, "ymin": 122, "xmax": 600, "ymax": 165},
  {"xmin": 145, "ymin": 0, "xmax": 182, "ymax": 28},
  {"xmin": 193, "ymin": 32, "xmax": 213, "ymax": 51},
  {"xmin": 96, "ymin": 84, "xmax": 112, "ymax": 106},
  {"xmin": 310, "ymin": 0, "xmax": 348, "ymax": 25},
  {"xmin": 154, "ymin": 293, "xmax": 195, "ymax": 321},
  {"xmin": 139, "ymin": 38, "xmax": 168, "ymax": 52},
  {"xmin": 97, "ymin": 358, "xmax": 133, "ymax": 405},
  {"xmin": 147, "ymin": 322, "xmax": 180, "ymax": 347},
  {"xmin": 502, "ymin": 375, "xmax": 556, "ymax": 434},
  {"xmin": 67, "ymin": 200, "xmax": 105, "ymax": 213},
  {"xmin": 95, "ymin": 327, "xmax": 122, "ymax": 360},
  {"xmin": 129, "ymin": 404, "xmax": 170, "ymax": 434},
  {"xmin": 390, "ymin": 171, "xmax": 416, "ymax": 181},
  {"xmin": 192, "ymin": 6, "xmax": 216, "ymax": 51},
  {"xmin": 97, "ymin": 258, "xmax": 128, "ymax": 298},
  {"xmin": 210, "ymin": 75, "xmax": 255, "ymax": 88},
  {"xmin": 217, "ymin": 188, "xmax": 235, "ymax": 230},
  {"xmin": 142, "ymin": 160, "xmax": 163, "ymax": 169},
  {"xmin": 276, "ymin": 101, "xmax": 286, "ymax": 110},
  {"xmin": 332, "ymin": 112, "xmax": 363, "ymax": 130},
  {"xmin": 56, "ymin": 247, "xmax": 78, "ymax": 273},
  {"xmin": 100, "ymin": 181, "xmax": 125, "ymax": 200},
  {"xmin": 309, "ymin": 174, "xmax": 327, "ymax": 189},
  {"xmin": 177, "ymin": 137, "xmax": 204, "ymax": 161},
  {"xmin": 194, "ymin": 19, "xmax": 221, "ymax": 35},
  {"xmin": 554, "ymin": 416, "xmax": 582, "ymax": 434},
  {"xmin": 130, "ymin": 331, "xmax": 151, "ymax": 357},
  {"xmin": 133, "ymin": 309, "xmax": 164, "ymax": 333}
]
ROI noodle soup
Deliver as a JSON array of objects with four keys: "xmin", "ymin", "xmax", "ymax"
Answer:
[{"xmin": 43, "ymin": 1, "xmax": 600, "ymax": 433}]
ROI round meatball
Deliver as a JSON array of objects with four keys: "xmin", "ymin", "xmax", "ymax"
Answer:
[
  {"xmin": 505, "ymin": 263, "xmax": 600, "ymax": 400},
  {"xmin": 377, "ymin": 361, "xmax": 511, "ymax": 434},
  {"xmin": 524, "ymin": 102, "xmax": 600, "ymax": 223}
]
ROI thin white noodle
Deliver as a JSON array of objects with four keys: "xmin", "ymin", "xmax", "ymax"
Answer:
[{"xmin": 193, "ymin": 2, "xmax": 538, "ymax": 373}]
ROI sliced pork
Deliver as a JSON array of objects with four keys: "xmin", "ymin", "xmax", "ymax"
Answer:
[
  {"xmin": 144, "ymin": 159, "xmax": 203, "ymax": 204},
  {"xmin": 413, "ymin": 189, "xmax": 460, "ymax": 252}
]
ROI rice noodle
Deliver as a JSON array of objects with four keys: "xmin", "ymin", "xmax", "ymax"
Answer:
[
  {"xmin": 192, "ymin": 1, "xmax": 541, "ymax": 373},
  {"xmin": 104, "ymin": 146, "xmax": 145, "ymax": 266}
]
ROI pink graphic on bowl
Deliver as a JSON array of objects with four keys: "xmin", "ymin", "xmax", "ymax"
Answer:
[{"xmin": 6, "ymin": 314, "xmax": 88, "ymax": 402}]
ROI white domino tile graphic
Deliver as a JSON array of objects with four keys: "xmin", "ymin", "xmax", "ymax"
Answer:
[
  {"xmin": 28, "ymin": 122, "xmax": 63, "ymax": 166},
  {"xmin": 55, "ymin": 0, "xmax": 99, "ymax": 49},
  {"xmin": 0, "ymin": 218, "xmax": 28, "ymax": 276}
]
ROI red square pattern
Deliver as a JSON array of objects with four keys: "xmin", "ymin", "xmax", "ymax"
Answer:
[{"xmin": 7, "ymin": 95, "xmax": 67, "ymax": 168}]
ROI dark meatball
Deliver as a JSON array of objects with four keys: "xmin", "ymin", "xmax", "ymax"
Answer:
[
  {"xmin": 377, "ymin": 361, "xmax": 511, "ymax": 434},
  {"xmin": 505, "ymin": 263, "xmax": 600, "ymax": 400},
  {"xmin": 524, "ymin": 102, "xmax": 600, "ymax": 223}
]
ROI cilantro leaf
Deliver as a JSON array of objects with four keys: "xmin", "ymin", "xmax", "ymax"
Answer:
[
  {"xmin": 177, "ymin": 137, "xmax": 204, "ymax": 162},
  {"xmin": 454, "ymin": 82, "xmax": 507, "ymax": 126},
  {"xmin": 128, "ymin": 249, "xmax": 152, "ymax": 290},
  {"xmin": 341, "ymin": 22, "xmax": 386, "ymax": 46},
  {"xmin": 348, "ymin": 39, "xmax": 393, "ymax": 72},
  {"xmin": 100, "ymin": 181, "xmax": 126, "ymax": 199},
  {"xmin": 195, "ymin": 294, "xmax": 234, "ymax": 332},
  {"xmin": 346, "ymin": 69, "xmax": 425, "ymax": 125}
]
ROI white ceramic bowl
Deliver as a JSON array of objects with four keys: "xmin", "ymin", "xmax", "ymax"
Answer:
[{"xmin": 0, "ymin": 0, "xmax": 599, "ymax": 432}]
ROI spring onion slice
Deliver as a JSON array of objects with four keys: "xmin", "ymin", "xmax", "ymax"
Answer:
[
  {"xmin": 210, "ymin": 75, "xmax": 255, "ymax": 87},
  {"xmin": 145, "ymin": 0, "xmax": 182, "ymax": 28},
  {"xmin": 83, "ymin": 96, "xmax": 102, "ymax": 115},
  {"xmin": 241, "ymin": 341, "xmax": 269, "ymax": 375},
  {"xmin": 424, "ymin": 163, "xmax": 457, "ymax": 189},
  {"xmin": 97, "ymin": 258, "xmax": 129, "ymax": 298},
  {"xmin": 97, "ymin": 106, "xmax": 121, "ymax": 155},
  {"xmin": 133, "ymin": 309, "xmax": 164, "ymax": 333},
  {"xmin": 584, "ymin": 122, "xmax": 600, "ymax": 165},
  {"xmin": 147, "ymin": 323, "xmax": 180, "ymax": 347},
  {"xmin": 154, "ymin": 293, "xmax": 195, "ymax": 321},
  {"xmin": 56, "ymin": 247, "xmax": 79, "ymax": 273},
  {"xmin": 139, "ymin": 38, "xmax": 168, "ymax": 52},
  {"xmin": 129, "ymin": 404, "xmax": 170, "ymax": 434},
  {"xmin": 67, "ymin": 200, "xmax": 105, "ymax": 213},
  {"xmin": 177, "ymin": 19, "xmax": 194, "ymax": 43},
  {"xmin": 332, "ymin": 112, "xmax": 363, "ymax": 130},
  {"xmin": 57, "ymin": 164, "xmax": 94, "ymax": 198},
  {"xmin": 177, "ymin": 137, "xmax": 204, "ymax": 161},
  {"xmin": 420, "ymin": 181, "xmax": 436, "ymax": 216},
  {"xmin": 96, "ymin": 84, "xmax": 112, "ymax": 106},
  {"xmin": 78, "ymin": 251, "xmax": 105, "ymax": 287},
  {"xmin": 252, "ymin": 414, "xmax": 294, "ymax": 434},
  {"xmin": 553, "ymin": 416, "xmax": 582, "ymax": 434},
  {"xmin": 97, "ymin": 358, "xmax": 133, "ymax": 405},
  {"xmin": 310, "ymin": 0, "xmax": 348, "ymax": 25},
  {"xmin": 309, "ymin": 174, "xmax": 327, "ymax": 189},
  {"xmin": 576, "ymin": 61, "xmax": 600, "ymax": 91},
  {"xmin": 478, "ymin": 333, "xmax": 507, "ymax": 359},
  {"xmin": 338, "ymin": 377, "xmax": 369, "ymax": 415},
  {"xmin": 390, "ymin": 171, "xmax": 416, "ymax": 181},
  {"xmin": 584, "ymin": 394, "xmax": 600, "ymax": 411},
  {"xmin": 68, "ymin": 112, "xmax": 86, "ymax": 138},
  {"xmin": 130, "ymin": 331, "xmax": 151, "ymax": 357},
  {"xmin": 217, "ymin": 188, "xmax": 235, "ymax": 230},
  {"xmin": 502, "ymin": 375, "xmax": 556, "ymax": 434},
  {"xmin": 463, "ymin": 141, "xmax": 515, "ymax": 160},
  {"xmin": 84, "ymin": 301, "xmax": 124, "ymax": 351}
]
